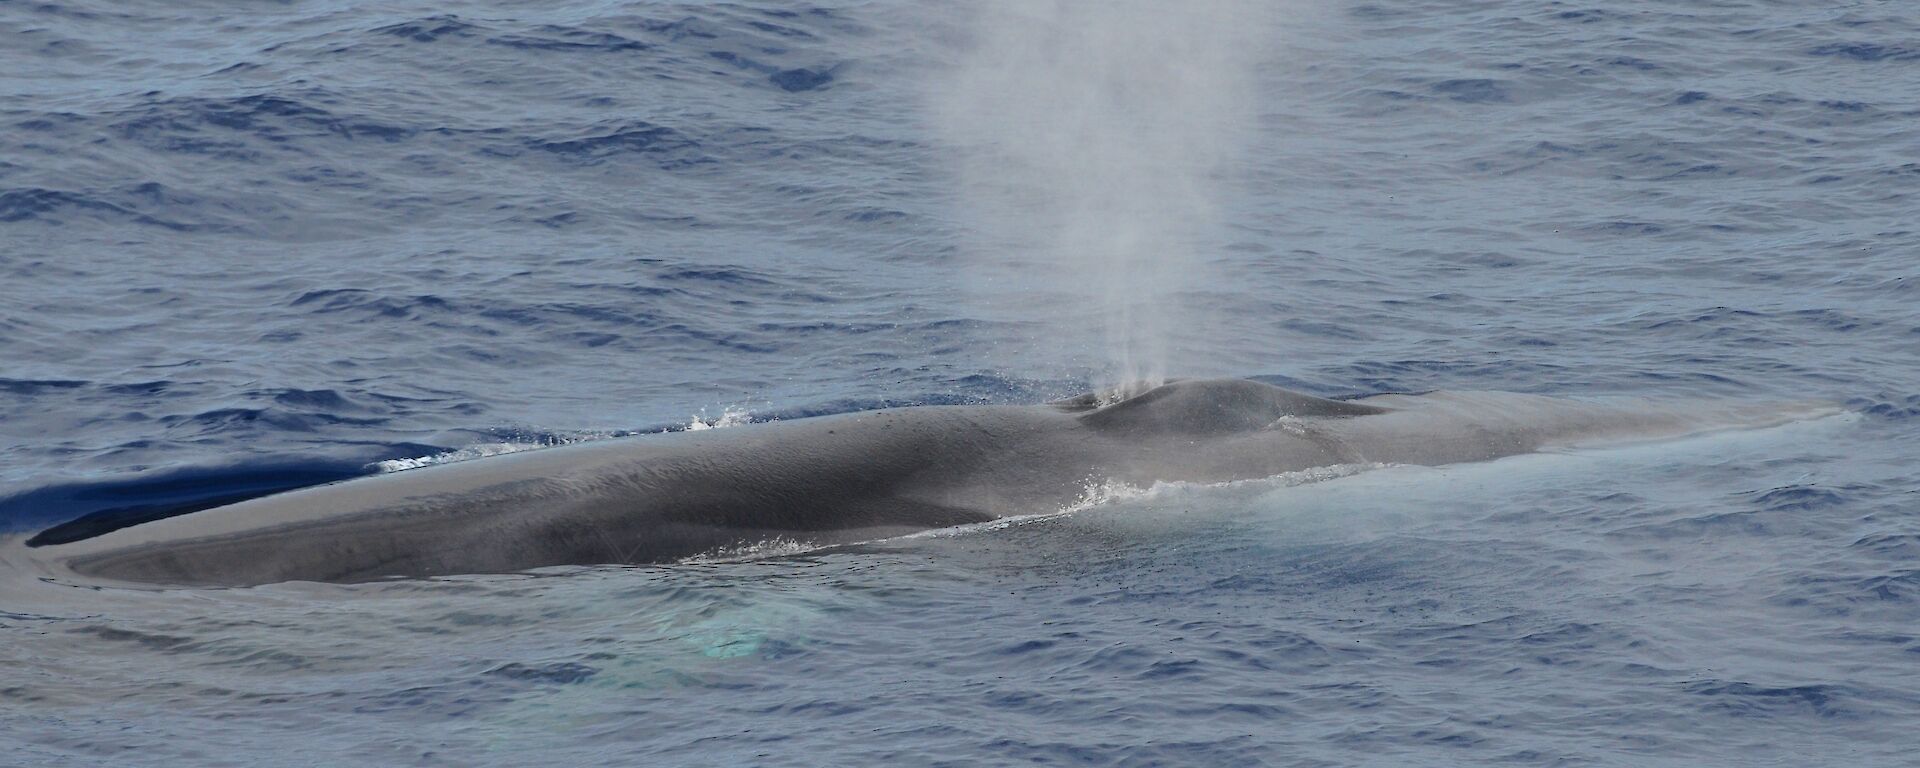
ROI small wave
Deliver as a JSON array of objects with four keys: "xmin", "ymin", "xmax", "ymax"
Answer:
[
  {"xmin": 10, "ymin": 458, "xmax": 382, "ymax": 542},
  {"xmin": 1807, "ymin": 42, "xmax": 1919, "ymax": 62},
  {"xmin": 0, "ymin": 186, "xmax": 199, "ymax": 230},
  {"xmin": 0, "ymin": 377, "xmax": 89, "ymax": 396},
  {"xmin": 487, "ymin": 25, "xmax": 651, "ymax": 53},
  {"xmin": 484, "ymin": 661, "xmax": 598, "ymax": 685},
  {"xmin": 514, "ymin": 120, "xmax": 710, "ymax": 168},
  {"xmin": 1430, "ymin": 78, "xmax": 1512, "ymax": 104},
  {"xmin": 369, "ymin": 15, "xmax": 478, "ymax": 43}
]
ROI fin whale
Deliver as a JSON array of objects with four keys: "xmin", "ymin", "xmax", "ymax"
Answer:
[{"xmin": 20, "ymin": 379, "xmax": 1828, "ymax": 586}]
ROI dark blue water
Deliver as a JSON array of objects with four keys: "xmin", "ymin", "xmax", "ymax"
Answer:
[{"xmin": 3, "ymin": 1, "xmax": 1917, "ymax": 765}]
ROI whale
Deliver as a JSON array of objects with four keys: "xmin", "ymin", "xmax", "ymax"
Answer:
[{"xmin": 17, "ymin": 378, "xmax": 1828, "ymax": 587}]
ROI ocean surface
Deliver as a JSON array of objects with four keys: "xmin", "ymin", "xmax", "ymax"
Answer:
[{"xmin": 3, "ymin": 0, "xmax": 1918, "ymax": 765}]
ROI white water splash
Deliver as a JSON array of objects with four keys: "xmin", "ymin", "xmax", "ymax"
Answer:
[
  {"xmin": 672, "ymin": 463, "xmax": 1398, "ymax": 564},
  {"xmin": 376, "ymin": 406, "xmax": 759, "ymax": 473},
  {"xmin": 683, "ymin": 536, "xmax": 819, "ymax": 565},
  {"xmin": 374, "ymin": 443, "xmax": 543, "ymax": 472},
  {"xmin": 683, "ymin": 406, "xmax": 754, "ymax": 432},
  {"xmin": 913, "ymin": 463, "xmax": 1393, "ymax": 541},
  {"xmin": 372, "ymin": 433, "xmax": 628, "ymax": 473}
]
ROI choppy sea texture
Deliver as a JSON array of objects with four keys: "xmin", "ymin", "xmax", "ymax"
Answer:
[{"xmin": 2, "ymin": 0, "xmax": 1918, "ymax": 765}]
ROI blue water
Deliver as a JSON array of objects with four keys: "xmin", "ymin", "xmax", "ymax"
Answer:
[{"xmin": 3, "ymin": 1, "xmax": 1918, "ymax": 765}]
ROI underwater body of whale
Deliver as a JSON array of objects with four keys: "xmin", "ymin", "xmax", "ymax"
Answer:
[{"xmin": 23, "ymin": 379, "xmax": 1827, "ymax": 587}]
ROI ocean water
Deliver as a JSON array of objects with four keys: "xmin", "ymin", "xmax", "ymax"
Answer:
[{"xmin": 3, "ymin": 1, "xmax": 1918, "ymax": 765}]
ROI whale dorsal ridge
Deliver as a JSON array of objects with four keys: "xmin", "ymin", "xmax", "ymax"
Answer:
[{"xmin": 1074, "ymin": 379, "xmax": 1388, "ymax": 436}]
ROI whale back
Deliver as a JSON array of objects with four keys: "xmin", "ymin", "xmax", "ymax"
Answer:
[
  {"xmin": 15, "ymin": 376, "xmax": 1835, "ymax": 587},
  {"xmin": 1074, "ymin": 379, "xmax": 1388, "ymax": 437}
]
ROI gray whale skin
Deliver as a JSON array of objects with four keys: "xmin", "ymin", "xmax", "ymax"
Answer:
[{"xmin": 26, "ymin": 379, "xmax": 1824, "ymax": 586}]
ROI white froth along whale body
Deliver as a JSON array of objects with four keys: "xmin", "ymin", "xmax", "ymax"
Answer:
[{"xmin": 21, "ymin": 379, "xmax": 1830, "ymax": 587}]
